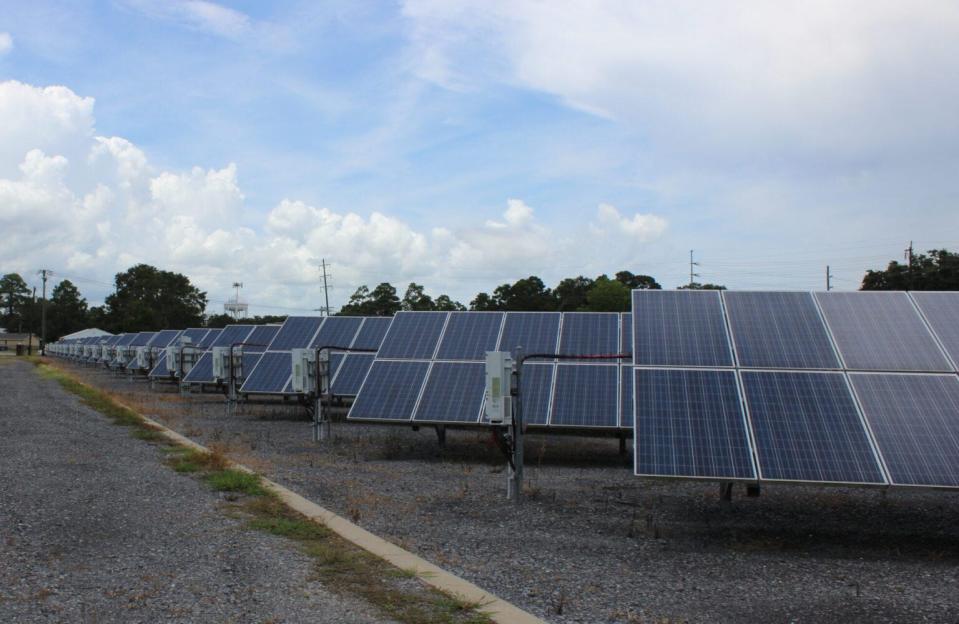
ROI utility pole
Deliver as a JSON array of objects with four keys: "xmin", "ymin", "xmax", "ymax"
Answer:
[
  {"xmin": 319, "ymin": 259, "xmax": 332, "ymax": 316},
  {"xmin": 905, "ymin": 241, "xmax": 914, "ymax": 291},
  {"xmin": 38, "ymin": 269, "xmax": 52, "ymax": 355},
  {"xmin": 826, "ymin": 265, "xmax": 833, "ymax": 291},
  {"xmin": 689, "ymin": 250, "xmax": 700, "ymax": 288}
]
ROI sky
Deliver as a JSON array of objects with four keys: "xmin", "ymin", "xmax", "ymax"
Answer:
[{"xmin": 1, "ymin": 1, "xmax": 958, "ymax": 315}]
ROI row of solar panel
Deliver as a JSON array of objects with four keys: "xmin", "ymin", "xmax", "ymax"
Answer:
[
  {"xmin": 631, "ymin": 290, "xmax": 959, "ymax": 372},
  {"xmin": 632, "ymin": 367, "xmax": 959, "ymax": 489}
]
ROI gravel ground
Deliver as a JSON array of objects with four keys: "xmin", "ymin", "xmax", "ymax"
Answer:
[
  {"xmin": 58, "ymin": 361, "xmax": 959, "ymax": 623},
  {"xmin": 0, "ymin": 359, "xmax": 394, "ymax": 624}
]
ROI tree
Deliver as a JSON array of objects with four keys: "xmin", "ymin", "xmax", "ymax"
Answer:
[
  {"xmin": 679, "ymin": 282, "xmax": 726, "ymax": 290},
  {"xmin": 368, "ymin": 282, "xmax": 401, "ymax": 316},
  {"xmin": 401, "ymin": 283, "xmax": 435, "ymax": 311},
  {"xmin": 861, "ymin": 249, "xmax": 959, "ymax": 291},
  {"xmin": 434, "ymin": 294, "xmax": 466, "ymax": 311},
  {"xmin": 583, "ymin": 275, "xmax": 630, "ymax": 312},
  {"xmin": 492, "ymin": 276, "xmax": 555, "ymax": 311},
  {"xmin": 339, "ymin": 286, "xmax": 372, "ymax": 316},
  {"xmin": 48, "ymin": 279, "xmax": 88, "ymax": 339},
  {"xmin": 615, "ymin": 270, "xmax": 661, "ymax": 291},
  {"xmin": 469, "ymin": 292, "xmax": 500, "ymax": 311},
  {"xmin": 104, "ymin": 264, "xmax": 207, "ymax": 331},
  {"xmin": 0, "ymin": 273, "xmax": 31, "ymax": 331},
  {"xmin": 554, "ymin": 276, "xmax": 594, "ymax": 311}
]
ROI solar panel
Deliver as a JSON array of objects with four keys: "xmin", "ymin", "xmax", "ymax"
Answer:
[
  {"xmin": 724, "ymin": 291, "xmax": 840, "ymax": 369},
  {"xmin": 620, "ymin": 313, "xmax": 632, "ymax": 353},
  {"xmin": 910, "ymin": 292, "xmax": 959, "ymax": 370},
  {"xmin": 413, "ymin": 362, "xmax": 486, "ymax": 423},
  {"xmin": 620, "ymin": 366, "xmax": 633, "ymax": 428},
  {"xmin": 498, "ymin": 312, "xmax": 561, "ymax": 359},
  {"xmin": 269, "ymin": 317, "xmax": 323, "ymax": 351},
  {"xmin": 309, "ymin": 316, "xmax": 363, "ymax": 349},
  {"xmin": 559, "ymin": 312, "xmax": 620, "ymax": 358},
  {"xmin": 245, "ymin": 325, "xmax": 279, "ymax": 352},
  {"xmin": 149, "ymin": 330, "xmax": 182, "ymax": 348},
  {"xmin": 631, "ymin": 291, "xmax": 733, "ymax": 367},
  {"xmin": 130, "ymin": 332, "xmax": 155, "ymax": 347},
  {"xmin": 351, "ymin": 317, "xmax": 392, "ymax": 350},
  {"xmin": 550, "ymin": 364, "xmax": 619, "ymax": 427},
  {"xmin": 435, "ymin": 312, "xmax": 504, "ymax": 361},
  {"xmin": 815, "ymin": 292, "xmax": 951, "ymax": 372},
  {"xmin": 741, "ymin": 370, "xmax": 886, "ymax": 484},
  {"xmin": 213, "ymin": 325, "xmax": 255, "ymax": 348},
  {"xmin": 240, "ymin": 352, "xmax": 264, "ymax": 383},
  {"xmin": 330, "ymin": 353, "xmax": 376, "ymax": 396},
  {"xmin": 348, "ymin": 360, "xmax": 430, "ymax": 421},
  {"xmin": 516, "ymin": 363, "xmax": 554, "ymax": 426},
  {"xmin": 115, "ymin": 333, "xmax": 138, "ymax": 346},
  {"xmin": 376, "ymin": 311, "xmax": 448, "ymax": 359},
  {"xmin": 182, "ymin": 353, "xmax": 215, "ymax": 384},
  {"xmin": 633, "ymin": 369, "xmax": 755, "ymax": 480},
  {"xmin": 849, "ymin": 373, "xmax": 959, "ymax": 488},
  {"xmin": 198, "ymin": 329, "xmax": 222, "ymax": 349},
  {"xmin": 180, "ymin": 328, "xmax": 211, "ymax": 345},
  {"xmin": 239, "ymin": 352, "xmax": 293, "ymax": 394}
]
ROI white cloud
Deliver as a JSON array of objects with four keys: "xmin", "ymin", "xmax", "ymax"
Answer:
[
  {"xmin": 121, "ymin": 0, "xmax": 252, "ymax": 39},
  {"xmin": 0, "ymin": 32, "xmax": 12, "ymax": 55},
  {"xmin": 0, "ymin": 80, "xmax": 668, "ymax": 310}
]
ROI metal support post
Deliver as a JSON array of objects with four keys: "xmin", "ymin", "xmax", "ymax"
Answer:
[
  {"xmin": 435, "ymin": 425, "xmax": 446, "ymax": 448},
  {"xmin": 508, "ymin": 348, "xmax": 524, "ymax": 503},
  {"xmin": 719, "ymin": 482, "xmax": 733, "ymax": 502}
]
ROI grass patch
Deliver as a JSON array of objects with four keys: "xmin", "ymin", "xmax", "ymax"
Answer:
[{"xmin": 34, "ymin": 360, "xmax": 496, "ymax": 624}]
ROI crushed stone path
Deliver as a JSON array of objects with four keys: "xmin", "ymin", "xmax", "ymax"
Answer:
[{"xmin": 0, "ymin": 359, "xmax": 394, "ymax": 623}]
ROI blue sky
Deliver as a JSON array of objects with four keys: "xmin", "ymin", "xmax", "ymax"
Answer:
[{"xmin": 2, "ymin": 1, "xmax": 958, "ymax": 313}]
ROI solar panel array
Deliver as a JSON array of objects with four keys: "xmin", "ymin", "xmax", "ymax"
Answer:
[
  {"xmin": 348, "ymin": 311, "xmax": 633, "ymax": 427},
  {"xmin": 631, "ymin": 290, "xmax": 959, "ymax": 490},
  {"xmin": 149, "ymin": 327, "xmax": 211, "ymax": 378}
]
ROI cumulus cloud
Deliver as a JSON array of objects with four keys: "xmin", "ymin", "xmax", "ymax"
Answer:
[
  {"xmin": 0, "ymin": 32, "xmax": 12, "ymax": 55},
  {"xmin": 0, "ymin": 80, "xmax": 667, "ymax": 310}
]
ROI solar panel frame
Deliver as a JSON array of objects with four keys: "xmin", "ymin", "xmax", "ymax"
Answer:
[
  {"xmin": 376, "ymin": 311, "xmax": 450, "ymax": 360},
  {"xmin": 739, "ymin": 369, "xmax": 887, "ymax": 486},
  {"xmin": 497, "ymin": 312, "xmax": 562, "ymax": 360},
  {"xmin": 239, "ymin": 352, "xmax": 294, "ymax": 394},
  {"xmin": 347, "ymin": 360, "xmax": 431, "ymax": 422},
  {"xmin": 723, "ymin": 291, "xmax": 842, "ymax": 370},
  {"xmin": 330, "ymin": 353, "xmax": 376, "ymax": 396},
  {"xmin": 631, "ymin": 290, "xmax": 735, "ymax": 368},
  {"xmin": 910, "ymin": 292, "xmax": 959, "ymax": 372},
  {"xmin": 309, "ymin": 316, "xmax": 364, "ymax": 350},
  {"xmin": 434, "ymin": 311, "xmax": 505, "ymax": 361},
  {"xmin": 550, "ymin": 363, "xmax": 620, "ymax": 428},
  {"xmin": 848, "ymin": 372, "xmax": 959, "ymax": 490},
  {"xmin": 814, "ymin": 291, "xmax": 952, "ymax": 372},
  {"xmin": 558, "ymin": 312, "xmax": 621, "ymax": 359},
  {"xmin": 351, "ymin": 317, "xmax": 393, "ymax": 350},
  {"xmin": 632, "ymin": 368, "xmax": 757, "ymax": 481},
  {"xmin": 268, "ymin": 317, "xmax": 324, "ymax": 351},
  {"xmin": 244, "ymin": 325, "xmax": 280, "ymax": 353}
]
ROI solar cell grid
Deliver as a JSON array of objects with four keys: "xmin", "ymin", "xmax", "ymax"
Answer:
[
  {"xmin": 551, "ymin": 364, "xmax": 619, "ymax": 427},
  {"xmin": 498, "ymin": 312, "xmax": 561, "ymax": 359},
  {"xmin": 376, "ymin": 311, "xmax": 448, "ymax": 360},
  {"xmin": 351, "ymin": 317, "xmax": 392, "ymax": 350},
  {"xmin": 348, "ymin": 360, "xmax": 430, "ymax": 421},
  {"xmin": 620, "ymin": 313, "xmax": 632, "ymax": 354},
  {"xmin": 435, "ymin": 312, "xmax": 504, "ymax": 361},
  {"xmin": 741, "ymin": 370, "xmax": 885, "ymax": 484},
  {"xmin": 240, "ymin": 352, "xmax": 293, "ymax": 394},
  {"xmin": 724, "ymin": 291, "xmax": 840, "ymax": 369},
  {"xmin": 631, "ymin": 291, "xmax": 733, "ymax": 367},
  {"xmin": 199, "ymin": 329, "xmax": 222, "ymax": 349},
  {"xmin": 270, "ymin": 317, "xmax": 324, "ymax": 350},
  {"xmin": 849, "ymin": 373, "xmax": 959, "ymax": 488},
  {"xmin": 245, "ymin": 325, "xmax": 279, "ymax": 352},
  {"xmin": 815, "ymin": 291, "xmax": 951, "ymax": 372},
  {"xmin": 633, "ymin": 369, "xmax": 755, "ymax": 479},
  {"xmin": 620, "ymin": 365, "xmax": 633, "ymax": 428},
  {"xmin": 330, "ymin": 354, "xmax": 376, "ymax": 396},
  {"xmin": 309, "ymin": 316, "xmax": 363, "ymax": 349},
  {"xmin": 413, "ymin": 362, "xmax": 486, "ymax": 423},
  {"xmin": 513, "ymin": 363, "xmax": 554, "ymax": 426},
  {"xmin": 559, "ymin": 312, "xmax": 620, "ymax": 359},
  {"xmin": 910, "ymin": 292, "xmax": 959, "ymax": 371},
  {"xmin": 213, "ymin": 325, "xmax": 255, "ymax": 348},
  {"xmin": 182, "ymin": 353, "xmax": 215, "ymax": 383}
]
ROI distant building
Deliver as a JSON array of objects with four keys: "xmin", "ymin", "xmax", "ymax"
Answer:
[
  {"xmin": 0, "ymin": 332, "xmax": 40, "ymax": 354},
  {"xmin": 59, "ymin": 328, "xmax": 112, "ymax": 341}
]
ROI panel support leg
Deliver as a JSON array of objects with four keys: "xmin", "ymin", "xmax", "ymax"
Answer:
[
  {"xmin": 435, "ymin": 425, "xmax": 446, "ymax": 449},
  {"xmin": 619, "ymin": 434, "xmax": 627, "ymax": 456},
  {"xmin": 719, "ymin": 482, "xmax": 733, "ymax": 502},
  {"xmin": 746, "ymin": 483, "xmax": 761, "ymax": 498},
  {"xmin": 313, "ymin": 394, "xmax": 331, "ymax": 442}
]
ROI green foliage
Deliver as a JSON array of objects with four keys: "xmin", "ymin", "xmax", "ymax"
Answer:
[
  {"xmin": 0, "ymin": 273, "xmax": 32, "ymax": 332},
  {"xmin": 48, "ymin": 279, "xmax": 89, "ymax": 340},
  {"xmin": 469, "ymin": 292, "xmax": 499, "ymax": 311},
  {"xmin": 434, "ymin": 294, "xmax": 466, "ymax": 311},
  {"xmin": 402, "ymin": 283, "xmax": 434, "ymax": 311},
  {"xmin": 679, "ymin": 282, "xmax": 726, "ymax": 290},
  {"xmin": 342, "ymin": 282, "xmax": 463, "ymax": 315},
  {"xmin": 103, "ymin": 264, "xmax": 207, "ymax": 331},
  {"xmin": 491, "ymin": 276, "xmax": 555, "ymax": 311},
  {"xmin": 554, "ymin": 276, "xmax": 594, "ymax": 311},
  {"xmin": 861, "ymin": 249, "xmax": 959, "ymax": 290},
  {"xmin": 205, "ymin": 469, "xmax": 267, "ymax": 496},
  {"xmin": 205, "ymin": 312, "xmax": 287, "ymax": 328},
  {"xmin": 615, "ymin": 270, "xmax": 661, "ymax": 291},
  {"xmin": 584, "ymin": 275, "xmax": 630, "ymax": 311}
]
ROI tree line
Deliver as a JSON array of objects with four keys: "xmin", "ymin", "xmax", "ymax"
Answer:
[{"xmin": 3, "ymin": 249, "xmax": 957, "ymax": 341}]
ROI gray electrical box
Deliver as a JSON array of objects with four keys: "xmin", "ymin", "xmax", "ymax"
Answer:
[{"xmin": 484, "ymin": 351, "xmax": 513, "ymax": 425}]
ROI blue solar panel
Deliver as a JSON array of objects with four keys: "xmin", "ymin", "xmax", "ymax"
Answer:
[
  {"xmin": 741, "ymin": 371, "xmax": 885, "ymax": 484},
  {"xmin": 149, "ymin": 330, "xmax": 182, "ymax": 348},
  {"xmin": 631, "ymin": 291, "xmax": 733, "ymax": 367},
  {"xmin": 815, "ymin": 292, "xmax": 951, "ymax": 372},
  {"xmin": 551, "ymin": 364, "xmax": 619, "ymax": 427},
  {"xmin": 620, "ymin": 366, "xmax": 633, "ymax": 428},
  {"xmin": 377, "ymin": 312, "xmax": 448, "ymax": 359},
  {"xmin": 180, "ymin": 328, "xmax": 210, "ymax": 346},
  {"xmin": 724, "ymin": 291, "xmax": 840, "ymax": 369},
  {"xmin": 270, "ymin": 317, "xmax": 323, "ymax": 350},
  {"xmin": 182, "ymin": 353, "xmax": 215, "ymax": 383},
  {"xmin": 498, "ymin": 312, "xmax": 561, "ymax": 359},
  {"xmin": 633, "ymin": 369, "xmax": 755, "ymax": 479},
  {"xmin": 413, "ymin": 362, "xmax": 485, "ymax": 423},
  {"xmin": 559, "ymin": 313, "xmax": 620, "ymax": 358},
  {"xmin": 348, "ymin": 361, "xmax": 430, "ymax": 421},
  {"xmin": 199, "ymin": 329, "xmax": 222, "ymax": 349},
  {"xmin": 849, "ymin": 373, "xmax": 959, "ymax": 488},
  {"xmin": 330, "ymin": 354, "xmax": 376, "ymax": 396},
  {"xmin": 213, "ymin": 325, "xmax": 254, "ymax": 348},
  {"xmin": 620, "ymin": 313, "xmax": 632, "ymax": 353},
  {"xmin": 240, "ymin": 353, "xmax": 263, "ymax": 383},
  {"xmin": 435, "ymin": 312, "xmax": 504, "ymax": 361},
  {"xmin": 310, "ymin": 316, "xmax": 363, "ymax": 349},
  {"xmin": 911, "ymin": 292, "xmax": 959, "ymax": 371},
  {"xmin": 240, "ymin": 352, "xmax": 293, "ymax": 394},
  {"xmin": 149, "ymin": 357, "xmax": 170, "ymax": 378},
  {"xmin": 130, "ymin": 332, "xmax": 155, "ymax": 347},
  {"xmin": 245, "ymin": 325, "xmax": 279, "ymax": 352},
  {"xmin": 115, "ymin": 333, "xmax": 138, "ymax": 346},
  {"xmin": 352, "ymin": 317, "xmax": 392, "ymax": 350},
  {"xmin": 515, "ymin": 363, "xmax": 554, "ymax": 426}
]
